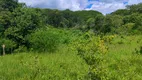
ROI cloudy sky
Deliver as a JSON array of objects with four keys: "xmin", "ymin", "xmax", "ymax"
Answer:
[{"xmin": 19, "ymin": 0, "xmax": 142, "ymax": 14}]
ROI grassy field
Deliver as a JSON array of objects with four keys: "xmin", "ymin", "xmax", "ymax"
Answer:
[
  {"xmin": 104, "ymin": 35, "xmax": 142, "ymax": 80},
  {"xmin": 0, "ymin": 35, "xmax": 142, "ymax": 80},
  {"xmin": 0, "ymin": 46, "xmax": 88, "ymax": 80}
]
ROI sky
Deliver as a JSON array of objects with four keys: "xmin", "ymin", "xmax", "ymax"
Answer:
[{"xmin": 19, "ymin": 0, "xmax": 142, "ymax": 14}]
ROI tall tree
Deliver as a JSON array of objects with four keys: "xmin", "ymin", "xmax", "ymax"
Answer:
[
  {"xmin": 4, "ymin": 8, "xmax": 43, "ymax": 46},
  {"xmin": 0, "ymin": 0, "xmax": 18, "ymax": 12},
  {"xmin": 0, "ymin": 0, "xmax": 19, "ymax": 36}
]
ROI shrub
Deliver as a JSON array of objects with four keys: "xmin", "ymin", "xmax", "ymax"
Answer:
[
  {"xmin": 102, "ymin": 35, "xmax": 116, "ymax": 43},
  {"xmin": 27, "ymin": 28, "xmax": 61, "ymax": 52},
  {"xmin": 27, "ymin": 27, "xmax": 76, "ymax": 52},
  {"xmin": 134, "ymin": 46, "xmax": 142, "ymax": 55},
  {"xmin": 73, "ymin": 32, "xmax": 109, "ymax": 79},
  {"xmin": 0, "ymin": 38, "xmax": 16, "ymax": 54},
  {"xmin": 14, "ymin": 45, "xmax": 28, "ymax": 53}
]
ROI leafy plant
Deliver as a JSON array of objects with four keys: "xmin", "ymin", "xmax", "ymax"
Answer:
[
  {"xmin": 27, "ymin": 27, "xmax": 75, "ymax": 52},
  {"xmin": 73, "ymin": 32, "xmax": 109, "ymax": 79}
]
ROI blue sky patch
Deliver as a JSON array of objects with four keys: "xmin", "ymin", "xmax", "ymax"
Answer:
[
  {"xmin": 123, "ymin": 2, "xmax": 128, "ymax": 5},
  {"xmin": 86, "ymin": 4, "xmax": 93, "ymax": 8}
]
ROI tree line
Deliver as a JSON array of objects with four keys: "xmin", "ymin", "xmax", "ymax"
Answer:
[{"xmin": 0, "ymin": 0, "xmax": 142, "ymax": 54}]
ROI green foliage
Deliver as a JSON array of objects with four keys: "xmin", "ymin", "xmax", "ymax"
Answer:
[
  {"xmin": 4, "ymin": 8, "xmax": 43, "ymax": 46},
  {"xmin": 134, "ymin": 46, "xmax": 142, "ymax": 55},
  {"xmin": 116, "ymin": 23, "xmax": 135, "ymax": 34},
  {"xmin": 0, "ymin": 38, "xmax": 16, "ymax": 54},
  {"xmin": 94, "ymin": 14, "xmax": 105, "ymax": 33},
  {"xmin": 86, "ymin": 18, "xmax": 96, "ymax": 31},
  {"xmin": 73, "ymin": 32, "xmax": 108, "ymax": 79},
  {"xmin": 127, "ymin": 3, "xmax": 142, "ymax": 13},
  {"xmin": 0, "ymin": 10, "xmax": 11, "ymax": 35},
  {"xmin": 141, "ymin": 46, "xmax": 142, "ymax": 54},
  {"xmin": 111, "ymin": 9, "xmax": 130, "ymax": 16},
  {"xmin": 0, "ymin": 1, "xmax": 142, "ymax": 80},
  {"xmin": 0, "ymin": 0, "xmax": 18, "ymax": 12},
  {"xmin": 0, "ymin": 49, "xmax": 88, "ymax": 80},
  {"xmin": 0, "ymin": 0, "xmax": 19, "ymax": 36},
  {"xmin": 111, "ymin": 3, "xmax": 142, "ymax": 34},
  {"xmin": 43, "ymin": 9, "xmax": 102, "ymax": 28},
  {"xmin": 27, "ymin": 27, "xmax": 76, "ymax": 52},
  {"xmin": 104, "ymin": 15, "xmax": 123, "ymax": 33},
  {"xmin": 123, "ymin": 13, "xmax": 142, "ymax": 34},
  {"xmin": 27, "ymin": 28, "xmax": 60, "ymax": 52},
  {"xmin": 102, "ymin": 35, "xmax": 116, "ymax": 43},
  {"xmin": 47, "ymin": 10, "xmax": 64, "ymax": 27},
  {"xmin": 0, "ymin": 34, "xmax": 142, "ymax": 80},
  {"xmin": 14, "ymin": 46, "xmax": 28, "ymax": 53},
  {"xmin": 75, "ymin": 10, "xmax": 103, "ymax": 22}
]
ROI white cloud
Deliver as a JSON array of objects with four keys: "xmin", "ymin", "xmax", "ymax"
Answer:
[
  {"xmin": 128, "ymin": 0, "xmax": 142, "ymax": 5},
  {"xmin": 19, "ymin": 0, "xmax": 87, "ymax": 11},
  {"xmin": 19, "ymin": 0, "xmax": 142, "ymax": 14},
  {"xmin": 86, "ymin": 1, "xmax": 126, "ymax": 14}
]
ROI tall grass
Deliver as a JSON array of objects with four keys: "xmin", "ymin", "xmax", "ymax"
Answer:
[
  {"xmin": 0, "ymin": 34, "xmax": 142, "ymax": 80},
  {"xmin": 0, "ymin": 46, "xmax": 88, "ymax": 80}
]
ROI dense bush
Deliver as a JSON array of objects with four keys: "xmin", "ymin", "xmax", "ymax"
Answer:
[
  {"xmin": 73, "ymin": 32, "xmax": 109, "ymax": 79},
  {"xmin": 27, "ymin": 28, "xmax": 59, "ymax": 52},
  {"xmin": 27, "ymin": 27, "xmax": 76, "ymax": 52}
]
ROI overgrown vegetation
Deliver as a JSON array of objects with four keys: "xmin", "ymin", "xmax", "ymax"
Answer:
[{"xmin": 0, "ymin": 0, "xmax": 142, "ymax": 80}]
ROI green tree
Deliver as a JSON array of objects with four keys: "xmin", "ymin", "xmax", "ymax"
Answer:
[
  {"xmin": 127, "ymin": 3, "xmax": 142, "ymax": 13},
  {"xmin": 0, "ymin": 0, "xmax": 19, "ymax": 36},
  {"xmin": 27, "ymin": 27, "xmax": 65, "ymax": 52},
  {"xmin": 103, "ymin": 15, "xmax": 123, "ymax": 33},
  {"xmin": 111, "ymin": 9, "xmax": 130, "ymax": 16},
  {"xmin": 123, "ymin": 13, "xmax": 142, "ymax": 32},
  {"xmin": 4, "ymin": 8, "xmax": 43, "ymax": 47},
  {"xmin": 94, "ymin": 14, "xmax": 105, "ymax": 33},
  {"xmin": 0, "ymin": 0, "xmax": 18, "ymax": 12},
  {"xmin": 86, "ymin": 18, "xmax": 96, "ymax": 31}
]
